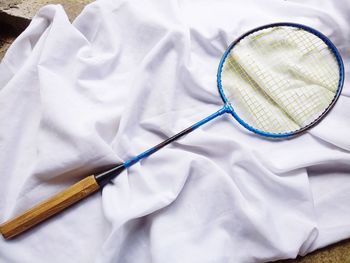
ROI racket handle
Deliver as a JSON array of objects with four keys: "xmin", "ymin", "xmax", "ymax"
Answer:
[{"xmin": 0, "ymin": 175, "xmax": 100, "ymax": 239}]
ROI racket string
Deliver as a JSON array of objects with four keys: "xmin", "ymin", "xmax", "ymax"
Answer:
[{"xmin": 221, "ymin": 26, "xmax": 340, "ymax": 134}]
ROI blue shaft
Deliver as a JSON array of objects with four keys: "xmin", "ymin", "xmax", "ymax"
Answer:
[{"xmin": 123, "ymin": 104, "xmax": 230, "ymax": 168}]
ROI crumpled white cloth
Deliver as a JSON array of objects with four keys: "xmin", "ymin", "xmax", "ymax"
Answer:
[{"xmin": 0, "ymin": 0, "xmax": 350, "ymax": 262}]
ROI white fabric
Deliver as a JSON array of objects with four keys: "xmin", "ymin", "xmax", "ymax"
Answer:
[{"xmin": 0, "ymin": 0, "xmax": 350, "ymax": 262}]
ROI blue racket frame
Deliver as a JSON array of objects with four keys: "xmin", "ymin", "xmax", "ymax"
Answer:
[
  {"xmin": 96, "ymin": 22, "xmax": 345, "ymax": 185},
  {"xmin": 217, "ymin": 22, "xmax": 345, "ymax": 138}
]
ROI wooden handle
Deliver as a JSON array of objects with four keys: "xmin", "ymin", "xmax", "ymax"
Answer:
[{"xmin": 0, "ymin": 175, "xmax": 100, "ymax": 239}]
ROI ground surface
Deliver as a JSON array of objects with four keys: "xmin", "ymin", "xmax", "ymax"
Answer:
[{"xmin": 0, "ymin": 1, "xmax": 349, "ymax": 262}]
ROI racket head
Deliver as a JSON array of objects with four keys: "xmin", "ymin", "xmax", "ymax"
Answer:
[{"xmin": 217, "ymin": 23, "xmax": 344, "ymax": 138}]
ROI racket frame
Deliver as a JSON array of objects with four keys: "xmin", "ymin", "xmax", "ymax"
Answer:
[{"xmin": 217, "ymin": 22, "xmax": 345, "ymax": 138}]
